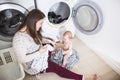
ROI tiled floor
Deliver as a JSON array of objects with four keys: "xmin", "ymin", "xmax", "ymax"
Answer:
[{"xmin": 23, "ymin": 37, "xmax": 120, "ymax": 80}]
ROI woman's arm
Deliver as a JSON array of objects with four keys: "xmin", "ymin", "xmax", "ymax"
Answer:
[
  {"xmin": 13, "ymin": 43, "xmax": 48, "ymax": 63},
  {"xmin": 25, "ymin": 45, "xmax": 48, "ymax": 62},
  {"xmin": 13, "ymin": 35, "xmax": 48, "ymax": 63}
]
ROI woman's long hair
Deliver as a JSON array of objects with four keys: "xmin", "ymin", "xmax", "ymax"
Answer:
[{"xmin": 18, "ymin": 9, "xmax": 45, "ymax": 44}]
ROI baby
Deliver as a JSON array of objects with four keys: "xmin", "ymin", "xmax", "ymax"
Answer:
[
  {"xmin": 50, "ymin": 31, "xmax": 79, "ymax": 69},
  {"xmin": 55, "ymin": 31, "xmax": 73, "ymax": 67}
]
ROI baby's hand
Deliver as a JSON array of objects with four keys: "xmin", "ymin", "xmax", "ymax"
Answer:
[
  {"xmin": 39, "ymin": 45, "xmax": 48, "ymax": 53},
  {"xmin": 55, "ymin": 42, "xmax": 64, "ymax": 49}
]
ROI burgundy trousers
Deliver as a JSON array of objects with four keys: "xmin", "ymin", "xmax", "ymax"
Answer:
[{"xmin": 46, "ymin": 60, "xmax": 83, "ymax": 80}]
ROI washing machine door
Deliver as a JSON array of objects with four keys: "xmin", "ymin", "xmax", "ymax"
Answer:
[
  {"xmin": 0, "ymin": 3, "xmax": 28, "ymax": 42},
  {"xmin": 72, "ymin": 0, "xmax": 103, "ymax": 35},
  {"xmin": 48, "ymin": 2, "xmax": 70, "ymax": 27}
]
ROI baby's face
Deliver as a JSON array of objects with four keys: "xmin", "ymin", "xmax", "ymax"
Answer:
[{"xmin": 63, "ymin": 35, "xmax": 70, "ymax": 43}]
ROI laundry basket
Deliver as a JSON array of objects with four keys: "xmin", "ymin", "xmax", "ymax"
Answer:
[{"xmin": 0, "ymin": 47, "xmax": 25, "ymax": 80}]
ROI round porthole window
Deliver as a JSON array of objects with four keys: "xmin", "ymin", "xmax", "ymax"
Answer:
[
  {"xmin": 48, "ymin": 2, "xmax": 70, "ymax": 25},
  {"xmin": 0, "ymin": 3, "xmax": 28, "ymax": 42},
  {"xmin": 76, "ymin": 6, "xmax": 98, "ymax": 31},
  {"xmin": 0, "ymin": 9, "xmax": 25, "ymax": 37},
  {"xmin": 73, "ymin": 1, "xmax": 103, "ymax": 34}
]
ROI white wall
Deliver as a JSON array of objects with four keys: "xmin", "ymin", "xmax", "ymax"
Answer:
[{"xmin": 76, "ymin": 0, "xmax": 120, "ymax": 74}]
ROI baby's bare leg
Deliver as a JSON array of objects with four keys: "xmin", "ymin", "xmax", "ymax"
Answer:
[{"xmin": 62, "ymin": 54, "xmax": 70, "ymax": 67}]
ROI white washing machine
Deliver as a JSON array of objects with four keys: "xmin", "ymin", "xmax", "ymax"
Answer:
[{"xmin": 36, "ymin": 0, "xmax": 103, "ymax": 41}]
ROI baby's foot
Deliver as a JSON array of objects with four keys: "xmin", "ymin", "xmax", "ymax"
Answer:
[{"xmin": 62, "ymin": 64, "xmax": 66, "ymax": 68}]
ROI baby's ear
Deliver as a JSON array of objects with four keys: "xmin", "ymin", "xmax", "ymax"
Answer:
[{"xmin": 70, "ymin": 37, "xmax": 73, "ymax": 39}]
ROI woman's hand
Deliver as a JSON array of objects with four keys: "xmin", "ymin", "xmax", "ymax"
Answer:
[
  {"xmin": 48, "ymin": 40, "xmax": 56, "ymax": 47},
  {"xmin": 39, "ymin": 45, "xmax": 48, "ymax": 53}
]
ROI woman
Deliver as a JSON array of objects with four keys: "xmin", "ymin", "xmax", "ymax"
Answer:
[{"xmin": 13, "ymin": 9, "xmax": 96, "ymax": 80}]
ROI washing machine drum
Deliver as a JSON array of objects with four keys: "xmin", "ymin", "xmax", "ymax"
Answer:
[{"xmin": 0, "ymin": 9, "xmax": 25, "ymax": 41}]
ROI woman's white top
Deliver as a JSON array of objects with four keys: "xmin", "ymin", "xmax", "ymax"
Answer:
[{"xmin": 13, "ymin": 32, "xmax": 50, "ymax": 75}]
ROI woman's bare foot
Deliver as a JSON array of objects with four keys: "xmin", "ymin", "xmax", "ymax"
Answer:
[
  {"xmin": 84, "ymin": 74, "xmax": 97, "ymax": 80},
  {"xmin": 93, "ymin": 74, "xmax": 97, "ymax": 80}
]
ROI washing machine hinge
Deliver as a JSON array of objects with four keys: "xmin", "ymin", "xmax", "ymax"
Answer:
[{"xmin": 72, "ymin": 8, "xmax": 76, "ymax": 17}]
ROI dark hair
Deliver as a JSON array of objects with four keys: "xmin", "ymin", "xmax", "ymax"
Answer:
[{"xmin": 18, "ymin": 9, "xmax": 45, "ymax": 44}]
